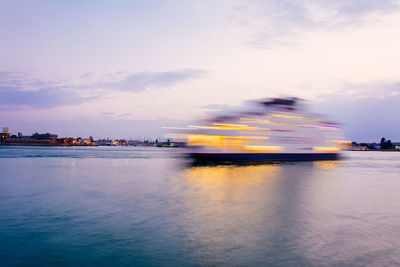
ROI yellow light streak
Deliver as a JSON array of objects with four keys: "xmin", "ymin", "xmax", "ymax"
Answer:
[
  {"xmin": 244, "ymin": 145, "xmax": 282, "ymax": 152},
  {"xmin": 186, "ymin": 134, "xmax": 269, "ymax": 149},
  {"xmin": 240, "ymin": 118, "xmax": 273, "ymax": 125},
  {"xmin": 240, "ymin": 117, "xmax": 300, "ymax": 127},
  {"xmin": 269, "ymin": 113, "xmax": 320, "ymax": 122},
  {"xmin": 189, "ymin": 123, "xmax": 261, "ymax": 131},
  {"xmin": 313, "ymin": 147, "xmax": 341, "ymax": 152}
]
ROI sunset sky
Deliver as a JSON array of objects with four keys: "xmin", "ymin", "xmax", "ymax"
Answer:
[{"xmin": 1, "ymin": 0, "xmax": 400, "ymax": 141}]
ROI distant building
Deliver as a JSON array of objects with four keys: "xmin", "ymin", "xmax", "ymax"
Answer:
[
  {"xmin": 31, "ymin": 133, "xmax": 58, "ymax": 141},
  {"xmin": 393, "ymin": 142, "xmax": 400, "ymax": 150},
  {"xmin": 1, "ymin": 127, "xmax": 10, "ymax": 142}
]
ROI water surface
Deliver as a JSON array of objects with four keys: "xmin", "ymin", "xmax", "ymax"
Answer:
[{"xmin": 1, "ymin": 147, "xmax": 400, "ymax": 266}]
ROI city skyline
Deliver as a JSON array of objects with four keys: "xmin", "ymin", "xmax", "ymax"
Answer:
[{"xmin": 1, "ymin": 0, "xmax": 400, "ymax": 141}]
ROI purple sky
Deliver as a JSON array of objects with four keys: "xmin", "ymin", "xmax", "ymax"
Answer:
[{"xmin": 1, "ymin": 0, "xmax": 400, "ymax": 141}]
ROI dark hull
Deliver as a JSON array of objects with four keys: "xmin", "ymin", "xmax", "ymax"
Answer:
[{"xmin": 190, "ymin": 152, "xmax": 340, "ymax": 162}]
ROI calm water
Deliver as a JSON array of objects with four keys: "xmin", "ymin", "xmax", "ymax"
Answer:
[{"xmin": 1, "ymin": 146, "xmax": 400, "ymax": 266}]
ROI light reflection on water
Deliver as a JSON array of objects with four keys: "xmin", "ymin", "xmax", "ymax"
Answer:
[
  {"xmin": 172, "ymin": 157, "xmax": 400, "ymax": 266},
  {"xmin": 177, "ymin": 164, "xmax": 283, "ymax": 265},
  {"xmin": 1, "ymin": 147, "xmax": 400, "ymax": 266},
  {"xmin": 313, "ymin": 160, "xmax": 341, "ymax": 169}
]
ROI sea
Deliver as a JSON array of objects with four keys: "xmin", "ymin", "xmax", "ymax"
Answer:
[{"xmin": 1, "ymin": 146, "xmax": 400, "ymax": 266}]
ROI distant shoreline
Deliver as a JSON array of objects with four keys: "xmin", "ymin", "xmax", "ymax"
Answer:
[
  {"xmin": 346, "ymin": 149, "xmax": 400, "ymax": 152},
  {"xmin": 0, "ymin": 144, "xmax": 176, "ymax": 147},
  {"xmin": 0, "ymin": 143, "xmax": 97, "ymax": 147}
]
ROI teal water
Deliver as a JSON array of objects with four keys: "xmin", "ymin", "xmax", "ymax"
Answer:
[{"xmin": 1, "ymin": 146, "xmax": 400, "ymax": 266}]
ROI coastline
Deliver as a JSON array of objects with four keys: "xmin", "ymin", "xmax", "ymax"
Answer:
[{"xmin": 0, "ymin": 143, "xmax": 97, "ymax": 147}]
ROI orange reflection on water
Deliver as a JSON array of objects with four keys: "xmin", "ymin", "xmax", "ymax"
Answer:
[
  {"xmin": 181, "ymin": 164, "xmax": 283, "ymax": 215},
  {"xmin": 185, "ymin": 164, "xmax": 281, "ymax": 188},
  {"xmin": 181, "ymin": 164, "xmax": 282, "ymax": 225},
  {"xmin": 173, "ymin": 160, "xmax": 347, "ymax": 263},
  {"xmin": 313, "ymin": 160, "xmax": 341, "ymax": 169},
  {"xmin": 177, "ymin": 164, "xmax": 283, "ymax": 260}
]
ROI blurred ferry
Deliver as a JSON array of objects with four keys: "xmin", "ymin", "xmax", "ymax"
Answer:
[{"xmin": 171, "ymin": 98, "xmax": 344, "ymax": 162}]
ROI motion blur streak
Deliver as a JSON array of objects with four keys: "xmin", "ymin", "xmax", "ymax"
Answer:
[{"xmin": 170, "ymin": 97, "xmax": 345, "ymax": 161}]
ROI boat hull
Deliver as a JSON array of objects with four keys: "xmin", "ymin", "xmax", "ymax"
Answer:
[{"xmin": 190, "ymin": 152, "xmax": 340, "ymax": 162}]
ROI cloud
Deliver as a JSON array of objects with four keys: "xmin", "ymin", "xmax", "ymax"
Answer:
[
  {"xmin": 197, "ymin": 103, "xmax": 235, "ymax": 110},
  {"xmin": 100, "ymin": 111, "xmax": 133, "ymax": 118},
  {"xmin": 0, "ymin": 71, "xmax": 51, "ymax": 89},
  {"xmin": 97, "ymin": 69, "xmax": 207, "ymax": 92},
  {"xmin": 100, "ymin": 112, "xmax": 115, "ymax": 116},
  {"xmin": 0, "ymin": 85, "xmax": 96, "ymax": 108},
  {"xmin": 233, "ymin": 0, "xmax": 400, "ymax": 46},
  {"xmin": 0, "ymin": 71, "xmax": 96, "ymax": 108},
  {"xmin": 311, "ymin": 80, "xmax": 400, "ymax": 141},
  {"xmin": 0, "ymin": 69, "xmax": 207, "ymax": 109},
  {"xmin": 316, "ymin": 80, "xmax": 400, "ymax": 101}
]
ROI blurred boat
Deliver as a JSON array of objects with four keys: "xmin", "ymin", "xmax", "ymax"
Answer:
[{"xmin": 171, "ymin": 97, "xmax": 344, "ymax": 162}]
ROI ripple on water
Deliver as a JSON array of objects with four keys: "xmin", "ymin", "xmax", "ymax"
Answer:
[{"xmin": 0, "ymin": 149, "xmax": 400, "ymax": 265}]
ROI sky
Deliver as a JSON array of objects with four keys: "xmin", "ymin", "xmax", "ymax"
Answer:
[{"xmin": 1, "ymin": 0, "xmax": 400, "ymax": 141}]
